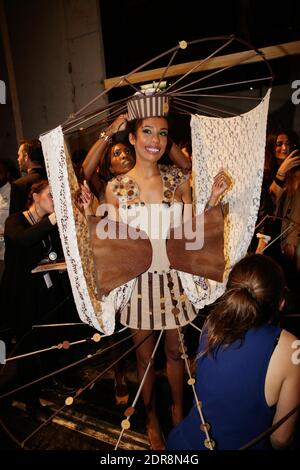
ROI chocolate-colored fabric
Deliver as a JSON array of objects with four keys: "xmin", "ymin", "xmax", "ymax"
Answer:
[
  {"xmin": 88, "ymin": 217, "xmax": 152, "ymax": 296},
  {"xmin": 167, "ymin": 204, "xmax": 226, "ymax": 283}
]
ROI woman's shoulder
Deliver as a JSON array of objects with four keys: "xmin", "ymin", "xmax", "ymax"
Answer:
[
  {"xmin": 278, "ymin": 329, "xmax": 299, "ymax": 352},
  {"xmin": 270, "ymin": 328, "xmax": 300, "ymax": 375},
  {"xmin": 6, "ymin": 211, "xmax": 27, "ymax": 225},
  {"xmin": 107, "ymin": 173, "xmax": 140, "ymax": 202}
]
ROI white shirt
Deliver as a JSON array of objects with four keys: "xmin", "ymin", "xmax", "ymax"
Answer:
[{"xmin": 0, "ymin": 182, "xmax": 11, "ymax": 260}]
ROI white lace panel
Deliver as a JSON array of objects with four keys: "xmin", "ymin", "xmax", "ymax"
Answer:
[
  {"xmin": 40, "ymin": 126, "xmax": 118, "ymax": 335},
  {"xmin": 180, "ymin": 90, "xmax": 271, "ymax": 308}
]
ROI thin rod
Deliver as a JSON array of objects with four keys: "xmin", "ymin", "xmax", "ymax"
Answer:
[
  {"xmin": 177, "ymin": 328, "xmax": 213, "ymax": 450},
  {"xmin": 172, "ymin": 93, "xmax": 261, "ymax": 101},
  {"xmin": 172, "ymin": 104, "xmax": 219, "ymax": 118},
  {"xmin": 22, "ymin": 331, "xmax": 152, "ymax": 447},
  {"xmin": 166, "ymin": 37, "xmax": 235, "ymax": 93},
  {"xmin": 63, "ymin": 35, "xmax": 273, "ymax": 129},
  {"xmin": 262, "ymin": 225, "xmax": 294, "ymax": 253},
  {"xmin": 0, "ymin": 331, "xmax": 135, "ymax": 400},
  {"xmin": 115, "ymin": 329, "xmax": 164, "ymax": 450},
  {"xmin": 62, "ymin": 96, "xmax": 129, "ymax": 132},
  {"xmin": 190, "ymin": 322, "xmax": 202, "ymax": 333},
  {"xmin": 174, "ymin": 76, "xmax": 272, "ymax": 94},
  {"xmin": 155, "ymin": 49, "xmax": 179, "ymax": 92},
  {"xmin": 64, "ymin": 101, "xmax": 128, "ymax": 134},
  {"xmin": 239, "ymin": 402, "xmax": 300, "ymax": 450},
  {"xmin": 32, "ymin": 322, "xmax": 89, "ymax": 328},
  {"xmin": 63, "ymin": 44, "xmax": 182, "ymax": 123},
  {"xmin": 172, "ymin": 50, "xmax": 257, "ymax": 95},
  {"xmin": 174, "ymin": 95, "xmax": 238, "ymax": 116}
]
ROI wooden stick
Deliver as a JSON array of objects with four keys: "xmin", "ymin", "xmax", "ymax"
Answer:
[{"xmin": 104, "ymin": 40, "xmax": 300, "ymax": 90}]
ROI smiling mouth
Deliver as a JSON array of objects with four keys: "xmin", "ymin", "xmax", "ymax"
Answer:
[{"xmin": 145, "ymin": 147, "xmax": 160, "ymax": 155}]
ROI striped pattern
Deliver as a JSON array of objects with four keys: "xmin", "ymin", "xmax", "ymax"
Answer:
[
  {"xmin": 116, "ymin": 165, "xmax": 195, "ymax": 331},
  {"xmin": 120, "ymin": 270, "xmax": 197, "ymax": 330},
  {"xmin": 127, "ymin": 94, "xmax": 170, "ymax": 121}
]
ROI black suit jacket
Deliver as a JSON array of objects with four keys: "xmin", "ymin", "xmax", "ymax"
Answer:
[{"xmin": 9, "ymin": 167, "xmax": 47, "ymax": 214}]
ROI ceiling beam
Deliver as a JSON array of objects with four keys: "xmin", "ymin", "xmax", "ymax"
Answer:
[{"xmin": 104, "ymin": 40, "xmax": 300, "ymax": 90}]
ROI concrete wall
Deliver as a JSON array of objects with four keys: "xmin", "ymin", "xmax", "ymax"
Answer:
[
  {"xmin": 0, "ymin": 25, "xmax": 17, "ymax": 161},
  {"xmin": 3, "ymin": 0, "xmax": 107, "ymax": 143},
  {"xmin": 1, "ymin": 1, "xmax": 299, "ymax": 163}
]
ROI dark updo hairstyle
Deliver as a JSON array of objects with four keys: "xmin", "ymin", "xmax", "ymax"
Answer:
[
  {"xmin": 26, "ymin": 179, "xmax": 49, "ymax": 208},
  {"xmin": 201, "ymin": 254, "xmax": 286, "ymax": 355}
]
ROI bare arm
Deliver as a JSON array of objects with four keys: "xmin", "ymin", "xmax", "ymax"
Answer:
[
  {"xmin": 82, "ymin": 114, "xmax": 128, "ymax": 181},
  {"xmin": 82, "ymin": 138, "xmax": 110, "ymax": 181},
  {"xmin": 168, "ymin": 141, "xmax": 192, "ymax": 170},
  {"xmin": 175, "ymin": 179, "xmax": 193, "ymax": 223},
  {"xmin": 270, "ymin": 331, "xmax": 300, "ymax": 449}
]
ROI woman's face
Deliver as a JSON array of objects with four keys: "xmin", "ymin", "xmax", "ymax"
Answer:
[
  {"xmin": 109, "ymin": 143, "xmax": 135, "ymax": 175},
  {"xmin": 129, "ymin": 117, "xmax": 168, "ymax": 163},
  {"xmin": 35, "ymin": 185, "xmax": 54, "ymax": 214},
  {"xmin": 275, "ymin": 134, "xmax": 290, "ymax": 161}
]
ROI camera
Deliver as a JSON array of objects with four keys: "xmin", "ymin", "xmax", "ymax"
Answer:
[{"xmin": 292, "ymin": 144, "xmax": 300, "ymax": 157}]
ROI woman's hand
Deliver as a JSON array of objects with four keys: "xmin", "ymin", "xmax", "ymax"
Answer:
[
  {"xmin": 277, "ymin": 150, "xmax": 300, "ymax": 177},
  {"xmin": 208, "ymin": 170, "xmax": 232, "ymax": 205},
  {"xmin": 106, "ymin": 114, "xmax": 128, "ymax": 136},
  {"xmin": 75, "ymin": 181, "xmax": 94, "ymax": 216}
]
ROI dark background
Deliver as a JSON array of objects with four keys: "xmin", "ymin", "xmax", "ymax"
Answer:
[
  {"xmin": 99, "ymin": 0, "xmax": 300, "ymax": 139},
  {"xmin": 99, "ymin": 0, "xmax": 300, "ymax": 79}
]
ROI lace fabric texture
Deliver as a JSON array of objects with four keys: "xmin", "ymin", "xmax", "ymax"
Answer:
[
  {"xmin": 180, "ymin": 89, "xmax": 271, "ymax": 306},
  {"xmin": 40, "ymin": 126, "xmax": 125, "ymax": 334}
]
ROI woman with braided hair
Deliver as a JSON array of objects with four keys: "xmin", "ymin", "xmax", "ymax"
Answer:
[{"xmin": 167, "ymin": 254, "xmax": 300, "ymax": 450}]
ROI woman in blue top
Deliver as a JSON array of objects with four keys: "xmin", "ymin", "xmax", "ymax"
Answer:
[{"xmin": 167, "ymin": 254, "xmax": 300, "ymax": 450}]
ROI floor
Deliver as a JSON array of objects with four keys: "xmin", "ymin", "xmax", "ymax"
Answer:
[
  {"xmin": 0, "ymin": 322, "xmax": 197, "ymax": 451},
  {"xmin": 0, "ymin": 309, "xmax": 299, "ymax": 452}
]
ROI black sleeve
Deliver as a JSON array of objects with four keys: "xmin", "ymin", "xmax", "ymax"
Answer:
[
  {"xmin": 9, "ymin": 182, "xmax": 27, "ymax": 214},
  {"xmin": 257, "ymin": 184, "xmax": 275, "ymax": 235},
  {"xmin": 5, "ymin": 214, "xmax": 55, "ymax": 248}
]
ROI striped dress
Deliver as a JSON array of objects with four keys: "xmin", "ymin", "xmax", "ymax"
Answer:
[{"xmin": 109, "ymin": 165, "xmax": 197, "ymax": 330}]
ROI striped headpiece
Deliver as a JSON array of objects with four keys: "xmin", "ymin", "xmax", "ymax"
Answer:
[{"xmin": 127, "ymin": 89, "xmax": 170, "ymax": 121}]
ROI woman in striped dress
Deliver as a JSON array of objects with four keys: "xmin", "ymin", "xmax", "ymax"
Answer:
[{"xmin": 105, "ymin": 114, "xmax": 230, "ymax": 449}]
